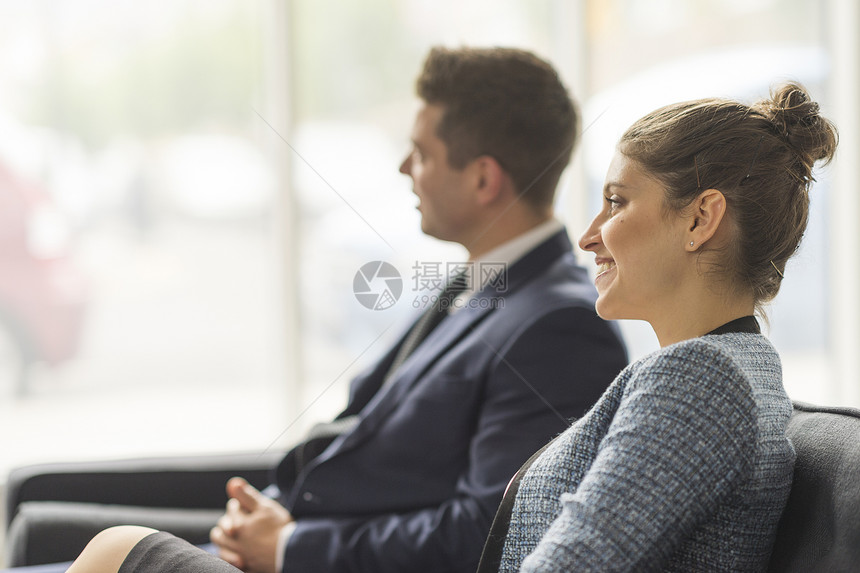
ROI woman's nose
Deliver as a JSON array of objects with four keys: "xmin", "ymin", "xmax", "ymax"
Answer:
[{"xmin": 578, "ymin": 214, "xmax": 603, "ymax": 252}]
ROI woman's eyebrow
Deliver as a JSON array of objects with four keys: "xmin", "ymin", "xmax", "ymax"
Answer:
[{"xmin": 603, "ymin": 181, "xmax": 628, "ymax": 193}]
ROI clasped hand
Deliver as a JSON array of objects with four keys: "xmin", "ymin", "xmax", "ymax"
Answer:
[{"xmin": 210, "ymin": 477, "xmax": 293, "ymax": 573}]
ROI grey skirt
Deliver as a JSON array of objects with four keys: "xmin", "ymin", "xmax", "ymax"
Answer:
[{"xmin": 119, "ymin": 532, "xmax": 241, "ymax": 573}]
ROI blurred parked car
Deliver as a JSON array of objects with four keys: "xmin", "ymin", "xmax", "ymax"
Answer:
[{"xmin": 0, "ymin": 160, "xmax": 88, "ymax": 395}]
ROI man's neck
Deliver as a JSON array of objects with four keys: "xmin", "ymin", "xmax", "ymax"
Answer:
[
  {"xmin": 465, "ymin": 210, "xmax": 554, "ymax": 261},
  {"xmin": 467, "ymin": 218, "xmax": 562, "ymax": 265}
]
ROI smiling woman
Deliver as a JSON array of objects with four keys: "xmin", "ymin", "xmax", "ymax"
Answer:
[
  {"xmin": 580, "ymin": 84, "xmax": 838, "ymax": 348},
  {"xmin": 581, "ymin": 154, "xmax": 701, "ymax": 341},
  {"xmin": 494, "ymin": 83, "xmax": 838, "ymax": 572}
]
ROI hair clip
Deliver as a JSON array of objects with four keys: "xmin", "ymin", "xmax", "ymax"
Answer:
[
  {"xmin": 744, "ymin": 135, "xmax": 765, "ymax": 180},
  {"xmin": 694, "ymin": 155, "xmax": 702, "ymax": 190},
  {"xmin": 770, "ymin": 260, "xmax": 785, "ymax": 278}
]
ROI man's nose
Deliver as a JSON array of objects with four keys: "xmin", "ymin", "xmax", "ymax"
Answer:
[{"xmin": 399, "ymin": 154, "xmax": 411, "ymax": 175}]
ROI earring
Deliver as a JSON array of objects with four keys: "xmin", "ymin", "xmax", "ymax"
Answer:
[{"xmin": 689, "ymin": 241, "xmax": 694, "ymax": 247}]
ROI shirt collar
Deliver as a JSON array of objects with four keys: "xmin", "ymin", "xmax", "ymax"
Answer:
[{"xmin": 457, "ymin": 218, "xmax": 564, "ymax": 300}]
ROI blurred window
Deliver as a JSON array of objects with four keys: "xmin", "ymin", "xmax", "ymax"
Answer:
[
  {"xmin": 0, "ymin": 0, "xmax": 853, "ymax": 492},
  {"xmin": 0, "ymin": 1, "xmax": 285, "ymax": 477}
]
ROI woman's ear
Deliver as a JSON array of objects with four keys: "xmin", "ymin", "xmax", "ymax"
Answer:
[{"xmin": 686, "ymin": 188, "xmax": 727, "ymax": 251}]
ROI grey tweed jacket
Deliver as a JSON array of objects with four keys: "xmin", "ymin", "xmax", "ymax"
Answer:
[{"xmin": 499, "ymin": 331, "xmax": 795, "ymax": 572}]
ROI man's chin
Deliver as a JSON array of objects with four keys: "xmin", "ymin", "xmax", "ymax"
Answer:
[
  {"xmin": 419, "ymin": 220, "xmax": 436, "ymax": 238},
  {"xmin": 418, "ymin": 220, "xmax": 461, "ymax": 245}
]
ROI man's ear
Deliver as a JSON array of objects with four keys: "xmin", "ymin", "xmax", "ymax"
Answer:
[
  {"xmin": 685, "ymin": 188, "xmax": 727, "ymax": 251},
  {"xmin": 470, "ymin": 155, "xmax": 507, "ymax": 206}
]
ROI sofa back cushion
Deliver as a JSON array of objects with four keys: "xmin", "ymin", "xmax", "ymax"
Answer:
[{"xmin": 767, "ymin": 401, "xmax": 860, "ymax": 572}]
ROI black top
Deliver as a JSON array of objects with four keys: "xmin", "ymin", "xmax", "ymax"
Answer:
[{"xmin": 708, "ymin": 315, "xmax": 760, "ymax": 336}]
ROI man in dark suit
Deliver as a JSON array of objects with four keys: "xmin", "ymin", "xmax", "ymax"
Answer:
[
  {"xmin": 208, "ymin": 47, "xmax": 628, "ymax": 573},
  {"xmin": 2, "ymin": 46, "xmax": 626, "ymax": 573}
]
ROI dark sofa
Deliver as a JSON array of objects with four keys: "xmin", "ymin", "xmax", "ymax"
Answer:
[
  {"xmin": 5, "ymin": 402, "xmax": 860, "ymax": 571},
  {"xmin": 476, "ymin": 401, "xmax": 860, "ymax": 572},
  {"xmin": 4, "ymin": 451, "xmax": 281, "ymax": 567}
]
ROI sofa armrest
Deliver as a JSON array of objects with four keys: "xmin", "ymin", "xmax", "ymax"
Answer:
[{"xmin": 5, "ymin": 450, "xmax": 283, "ymax": 528}]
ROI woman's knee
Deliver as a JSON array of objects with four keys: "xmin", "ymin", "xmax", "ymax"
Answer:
[
  {"xmin": 67, "ymin": 526, "xmax": 158, "ymax": 573},
  {"xmin": 92, "ymin": 525, "xmax": 158, "ymax": 550}
]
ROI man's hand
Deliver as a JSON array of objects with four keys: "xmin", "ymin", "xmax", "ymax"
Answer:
[{"xmin": 211, "ymin": 477, "xmax": 293, "ymax": 573}]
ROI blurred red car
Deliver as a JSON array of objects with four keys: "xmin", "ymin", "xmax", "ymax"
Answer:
[{"xmin": 0, "ymin": 160, "xmax": 88, "ymax": 395}]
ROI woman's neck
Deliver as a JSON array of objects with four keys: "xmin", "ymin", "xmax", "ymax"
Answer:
[{"xmin": 649, "ymin": 286, "xmax": 755, "ymax": 347}]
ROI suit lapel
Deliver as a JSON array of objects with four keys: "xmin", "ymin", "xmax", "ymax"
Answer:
[{"xmin": 324, "ymin": 229, "xmax": 575, "ymax": 455}]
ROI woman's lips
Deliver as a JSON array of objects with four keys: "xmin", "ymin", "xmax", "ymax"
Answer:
[{"xmin": 595, "ymin": 260, "xmax": 616, "ymax": 281}]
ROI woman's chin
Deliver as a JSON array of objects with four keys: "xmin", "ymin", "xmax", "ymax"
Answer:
[
  {"xmin": 595, "ymin": 294, "xmax": 637, "ymax": 322},
  {"xmin": 594, "ymin": 298, "xmax": 617, "ymax": 321}
]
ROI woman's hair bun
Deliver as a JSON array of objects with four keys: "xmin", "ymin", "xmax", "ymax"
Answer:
[{"xmin": 752, "ymin": 82, "xmax": 838, "ymax": 178}]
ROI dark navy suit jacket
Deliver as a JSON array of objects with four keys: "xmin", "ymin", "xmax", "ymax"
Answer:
[{"xmin": 274, "ymin": 229, "xmax": 628, "ymax": 572}]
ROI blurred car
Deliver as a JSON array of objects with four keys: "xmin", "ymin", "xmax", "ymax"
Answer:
[{"xmin": 0, "ymin": 160, "xmax": 88, "ymax": 395}]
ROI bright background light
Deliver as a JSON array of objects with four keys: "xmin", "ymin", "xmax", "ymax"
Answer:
[{"xmin": 1, "ymin": 0, "xmax": 857, "ymax": 561}]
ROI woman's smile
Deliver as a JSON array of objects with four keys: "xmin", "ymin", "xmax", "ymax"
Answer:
[{"xmin": 594, "ymin": 259, "xmax": 616, "ymax": 282}]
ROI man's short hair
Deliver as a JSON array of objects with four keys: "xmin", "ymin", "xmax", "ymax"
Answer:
[{"xmin": 416, "ymin": 46, "xmax": 578, "ymax": 210}]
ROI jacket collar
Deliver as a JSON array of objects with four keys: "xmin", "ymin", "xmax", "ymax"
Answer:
[{"xmin": 337, "ymin": 228, "xmax": 575, "ymax": 442}]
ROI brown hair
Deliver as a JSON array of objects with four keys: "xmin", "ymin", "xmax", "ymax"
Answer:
[
  {"xmin": 620, "ymin": 83, "xmax": 838, "ymax": 309},
  {"xmin": 416, "ymin": 46, "xmax": 578, "ymax": 210}
]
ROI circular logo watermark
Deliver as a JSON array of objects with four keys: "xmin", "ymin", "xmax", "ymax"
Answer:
[{"xmin": 353, "ymin": 261, "xmax": 403, "ymax": 310}]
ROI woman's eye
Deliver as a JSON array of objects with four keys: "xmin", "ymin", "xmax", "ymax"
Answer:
[{"xmin": 605, "ymin": 195, "xmax": 621, "ymax": 214}]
